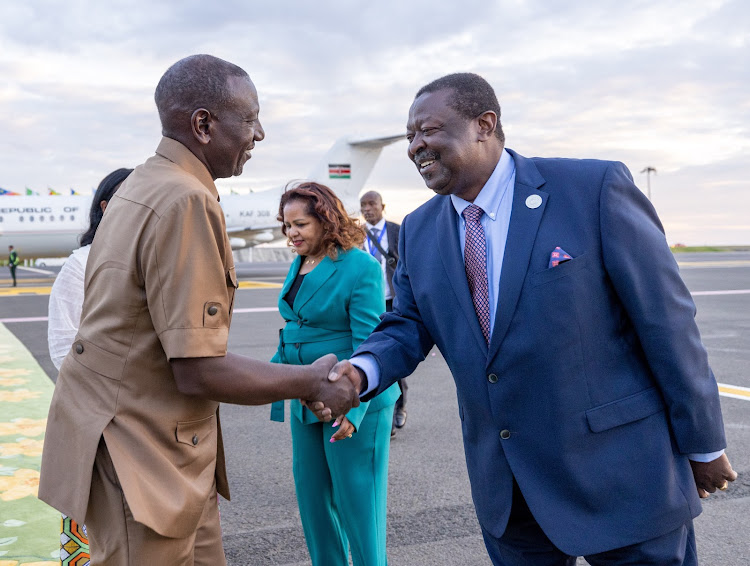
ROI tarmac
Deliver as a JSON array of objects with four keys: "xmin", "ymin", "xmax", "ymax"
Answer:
[{"xmin": 0, "ymin": 252, "xmax": 748, "ymax": 565}]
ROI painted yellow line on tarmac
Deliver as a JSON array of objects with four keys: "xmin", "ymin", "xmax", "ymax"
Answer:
[
  {"xmin": 237, "ymin": 281, "xmax": 282, "ymax": 289},
  {"xmin": 0, "ymin": 278, "xmax": 56, "ymax": 285},
  {"xmin": 0, "ymin": 280, "xmax": 281, "ymax": 296},
  {"xmin": 0, "ymin": 286, "xmax": 56, "ymax": 296},
  {"xmin": 717, "ymin": 382, "xmax": 750, "ymax": 401}
]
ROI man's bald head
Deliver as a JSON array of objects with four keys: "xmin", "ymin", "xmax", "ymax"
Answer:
[{"xmin": 154, "ymin": 54, "xmax": 250, "ymax": 136}]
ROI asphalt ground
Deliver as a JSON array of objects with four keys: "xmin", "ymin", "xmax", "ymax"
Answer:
[{"xmin": 0, "ymin": 253, "xmax": 748, "ymax": 565}]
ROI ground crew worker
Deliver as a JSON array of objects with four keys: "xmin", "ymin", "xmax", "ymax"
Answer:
[{"xmin": 7, "ymin": 245, "xmax": 19, "ymax": 287}]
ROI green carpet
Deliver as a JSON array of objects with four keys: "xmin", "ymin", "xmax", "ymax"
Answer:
[{"xmin": 0, "ymin": 323, "xmax": 59, "ymax": 565}]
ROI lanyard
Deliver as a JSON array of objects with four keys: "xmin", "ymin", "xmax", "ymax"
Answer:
[{"xmin": 367, "ymin": 226, "xmax": 386, "ymax": 257}]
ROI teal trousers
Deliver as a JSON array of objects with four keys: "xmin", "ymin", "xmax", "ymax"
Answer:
[{"xmin": 290, "ymin": 403, "xmax": 394, "ymax": 566}]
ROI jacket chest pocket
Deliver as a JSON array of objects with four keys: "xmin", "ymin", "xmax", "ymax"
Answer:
[{"xmin": 529, "ymin": 253, "xmax": 589, "ymax": 288}]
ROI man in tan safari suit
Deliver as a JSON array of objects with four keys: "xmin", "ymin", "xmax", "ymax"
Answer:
[{"xmin": 39, "ymin": 55, "xmax": 361, "ymax": 565}]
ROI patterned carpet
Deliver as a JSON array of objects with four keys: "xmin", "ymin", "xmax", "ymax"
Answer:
[{"xmin": 0, "ymin": 324, "xmax": 62, "ymax": 566}]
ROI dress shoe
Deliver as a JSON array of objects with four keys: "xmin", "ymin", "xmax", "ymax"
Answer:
[{"xmin": 394, "ymin": 407, "xmax": 407, "ymax": 429}]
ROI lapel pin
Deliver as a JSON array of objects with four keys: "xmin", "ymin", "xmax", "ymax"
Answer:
[{"xmin": 525, "ymin": 194, "xmax": 543, "ymax": 209}]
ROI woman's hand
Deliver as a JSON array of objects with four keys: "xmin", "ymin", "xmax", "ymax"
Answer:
[{"xmin": 329, "ymin": 416, "xmax": 355, "ymax": 443}]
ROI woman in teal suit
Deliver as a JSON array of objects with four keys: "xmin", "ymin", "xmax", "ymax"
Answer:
[{"xmin": 270, "ymin": 182, "xmax": 400, "ymax": 566}]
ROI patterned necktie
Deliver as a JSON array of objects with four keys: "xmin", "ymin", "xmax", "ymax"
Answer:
[
  {"xmin": 370, "ymin": 228, "xmax": 383, "ymax": 262},
  {"xmin": 462, "ymin": 204, "xmax": 491, "ymax": 343}
]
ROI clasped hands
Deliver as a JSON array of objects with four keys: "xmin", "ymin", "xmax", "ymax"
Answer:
[{"xmin": 301, "ymin": 357, "xmax": 363, "ymax": 441}]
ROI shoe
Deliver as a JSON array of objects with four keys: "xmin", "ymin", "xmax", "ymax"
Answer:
[
  {"xmin": 390, "ymin": 425, "xmax": 396, "ymax": 439},
  {"xmin": 394, "ymin": 407, "xmax": 407, "ymax": 429}
]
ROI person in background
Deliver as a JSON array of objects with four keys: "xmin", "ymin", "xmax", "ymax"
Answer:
[
  {"xmin": 8, "ymin": 245, "xmax": 19, "ymax": 286},
  {"xmin": 270, "ymin": 182, "xmax": 400, "ymax": 566},
  {"xmin": 359, "ymin": 190, "xmax": 406, "ymax": 438}
]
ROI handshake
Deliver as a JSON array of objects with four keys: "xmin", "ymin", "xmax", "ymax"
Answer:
[{"xmin": 301, "ymin": 354, "xmax": 367, "ymax": 422}]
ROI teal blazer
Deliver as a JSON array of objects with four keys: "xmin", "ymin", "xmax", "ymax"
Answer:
[{"xmin": 271, "ymin": 247, "xmax": 399, "ymax": 430}]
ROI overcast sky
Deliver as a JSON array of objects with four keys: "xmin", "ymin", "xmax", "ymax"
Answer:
[{"xmin": 1, "ymin": 0, "xmax": 747, "ymax": 244}]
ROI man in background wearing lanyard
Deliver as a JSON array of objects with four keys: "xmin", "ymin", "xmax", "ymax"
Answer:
[{"xmin": 360, "ymin": 191, "xmax": 406, "ymax": 438}]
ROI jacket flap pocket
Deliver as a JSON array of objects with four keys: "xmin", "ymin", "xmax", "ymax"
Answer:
[
  {"xmin": 70, "ymin": 337, "xmax": 126, "ymax": 381},
  {"xmin": 175, "ymin": 414, "xmax": 216, "ymax": 447},
  {"xmin": 586, "ymin": 387, "xmax": 664, "ymax": 433}
]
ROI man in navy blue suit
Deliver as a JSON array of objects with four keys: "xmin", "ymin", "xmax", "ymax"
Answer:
[{"xmin": 323, "ymin": 73, "xmax": 736, "ymax": 564}]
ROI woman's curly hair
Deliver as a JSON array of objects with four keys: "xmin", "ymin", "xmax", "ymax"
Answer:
[{"xmin": 278, "ymin": 181, "xmax": 365, "ymax": 258}]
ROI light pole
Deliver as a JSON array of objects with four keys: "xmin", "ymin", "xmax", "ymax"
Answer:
[{"xmin": 640, "ymin": 166, "xmax": 657, "ymax": 200}]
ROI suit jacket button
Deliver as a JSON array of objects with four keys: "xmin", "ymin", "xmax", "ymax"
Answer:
[
  {"xmin": 487, "ymin": 373, "xmax": 498, "ymax": 383},
  {"xmin": 207, "ymin": 306, "xmax": 218, "ymax": 316},
  {"xmin": 500, "ymin": 429, "xmax": 511, "ymax": 439},
  {"xmin": 75, "ymin": 343, "xmax": 84, "ymax": 354},
  {"xmin": 192, "ymin": 434, "xmax": 199, "ymax": 446}
]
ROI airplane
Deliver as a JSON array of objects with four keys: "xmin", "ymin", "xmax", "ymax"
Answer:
[{"xmin": 0, "ymin": 134, "xmax": 404, "ymax": 258}]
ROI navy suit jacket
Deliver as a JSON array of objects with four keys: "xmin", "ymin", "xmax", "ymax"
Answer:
[{"xmin": 356, "ymin": 149, "xmax": 726, "ymax": 555}]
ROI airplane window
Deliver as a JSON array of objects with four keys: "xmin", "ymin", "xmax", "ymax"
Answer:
[
  {"xmin": 59, "ymin": 215, "xmax": 64, "ymax": 221},
  {"xmin": 50, "ymin": 215, "xmax": 54, "ymax": 221},
  {"xmin": 30, "ymin": 216, "xmax": 35, "ymax": 221},
  {"xmin": 70, "ymin": 215, "xmax": 75, "ymax": 221},
  {"xmin": 0, "ymin": 216, "xmax": 3, "ymax": 222},
  {"xmin": 40, "ymin": 215, "xmax": 45, "ymax": 222},
  {"xmin": 20, "ymin": 216, "xmax": 24, "ymax": 222}
]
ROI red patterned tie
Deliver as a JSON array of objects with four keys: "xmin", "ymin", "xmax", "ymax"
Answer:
[{"xmin": 462, "ymin": 204, "xmax": 491, "ymax": 343}]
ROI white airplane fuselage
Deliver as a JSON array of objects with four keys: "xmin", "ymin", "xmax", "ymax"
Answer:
[
  {"xmin": 0, "ymin": 194, "xmax": 281, "ymax": 257},
  {"xmin": 0, "ymin": 135, "xmax": 404, "ymax": 258},
  {"xmin": 0, "ymin": 197, "xmax": 89, "ymax": 257}
]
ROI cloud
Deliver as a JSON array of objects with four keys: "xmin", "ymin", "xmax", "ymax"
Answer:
[{"xmin": 0, "ymin": 0, "xmax": 747, "ymax": 243}]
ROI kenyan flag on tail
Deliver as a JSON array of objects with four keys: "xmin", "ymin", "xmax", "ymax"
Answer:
[{"xmin": 328, "ymin": 164, "xmax": 351, "ymax": 179}]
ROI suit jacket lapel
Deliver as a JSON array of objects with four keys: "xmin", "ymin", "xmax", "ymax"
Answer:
[
  {"xmin": 278, "ymin": 255, "xmax": 302, "ymax": 320},
  {"xmin": 436, "ymin": 198, "xmax": 488, "ymax": 354},
  {"xmin": 488, "ymin": 150, "xmax": 548, "ymax": 364},
  {"xmin": 293, "ymin": 254, "xmax": 337, "ymax": 313}
]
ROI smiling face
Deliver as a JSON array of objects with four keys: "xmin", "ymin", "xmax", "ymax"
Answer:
[
  {"xmin": 206, "ymin": 76, "xmax": 265, "ymax": 179},
  {"xmin": 283, "ymin": 198, "xmax": 326, "ymax": 258},
  {"xmin": 406, "ymin": 88, "xmax": 488, "ymax": 201}
]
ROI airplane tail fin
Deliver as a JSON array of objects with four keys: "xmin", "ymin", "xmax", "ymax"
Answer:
[{"xmin": 306, "ymin": 135, "xmax": 404, "ymax": 212}]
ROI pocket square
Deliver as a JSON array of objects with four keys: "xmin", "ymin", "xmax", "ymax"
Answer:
[{"xmin": 548, "ymin": 246, "xmax": 573, "ymax": 268}]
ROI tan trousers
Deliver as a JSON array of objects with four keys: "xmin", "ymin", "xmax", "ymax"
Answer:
[{"xmin": 86, "ymin": 438, "xmax": 226, "ymax": 565}]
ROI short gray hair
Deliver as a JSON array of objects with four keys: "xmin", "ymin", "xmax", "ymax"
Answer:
[{"xmin": 154, "ymin": 54, "xmax": 250, "ymax": 134}]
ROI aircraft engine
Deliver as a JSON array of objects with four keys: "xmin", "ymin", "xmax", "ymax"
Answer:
[
  {"xmin": 229, "ymin": 237, "xmax": 248, "ymax": 250},
  {"xmin": 251, "ymin": 231, "xmax": 275, "ymax": 243}
]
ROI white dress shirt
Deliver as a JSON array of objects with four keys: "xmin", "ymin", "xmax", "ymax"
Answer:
[
  {"xmin": 364, "ymin": 217, "xmax": 392, "ymax": 301},
  {"xmin": 48, "ymin": 245, "xmax": 90, "ymax": 370}
]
